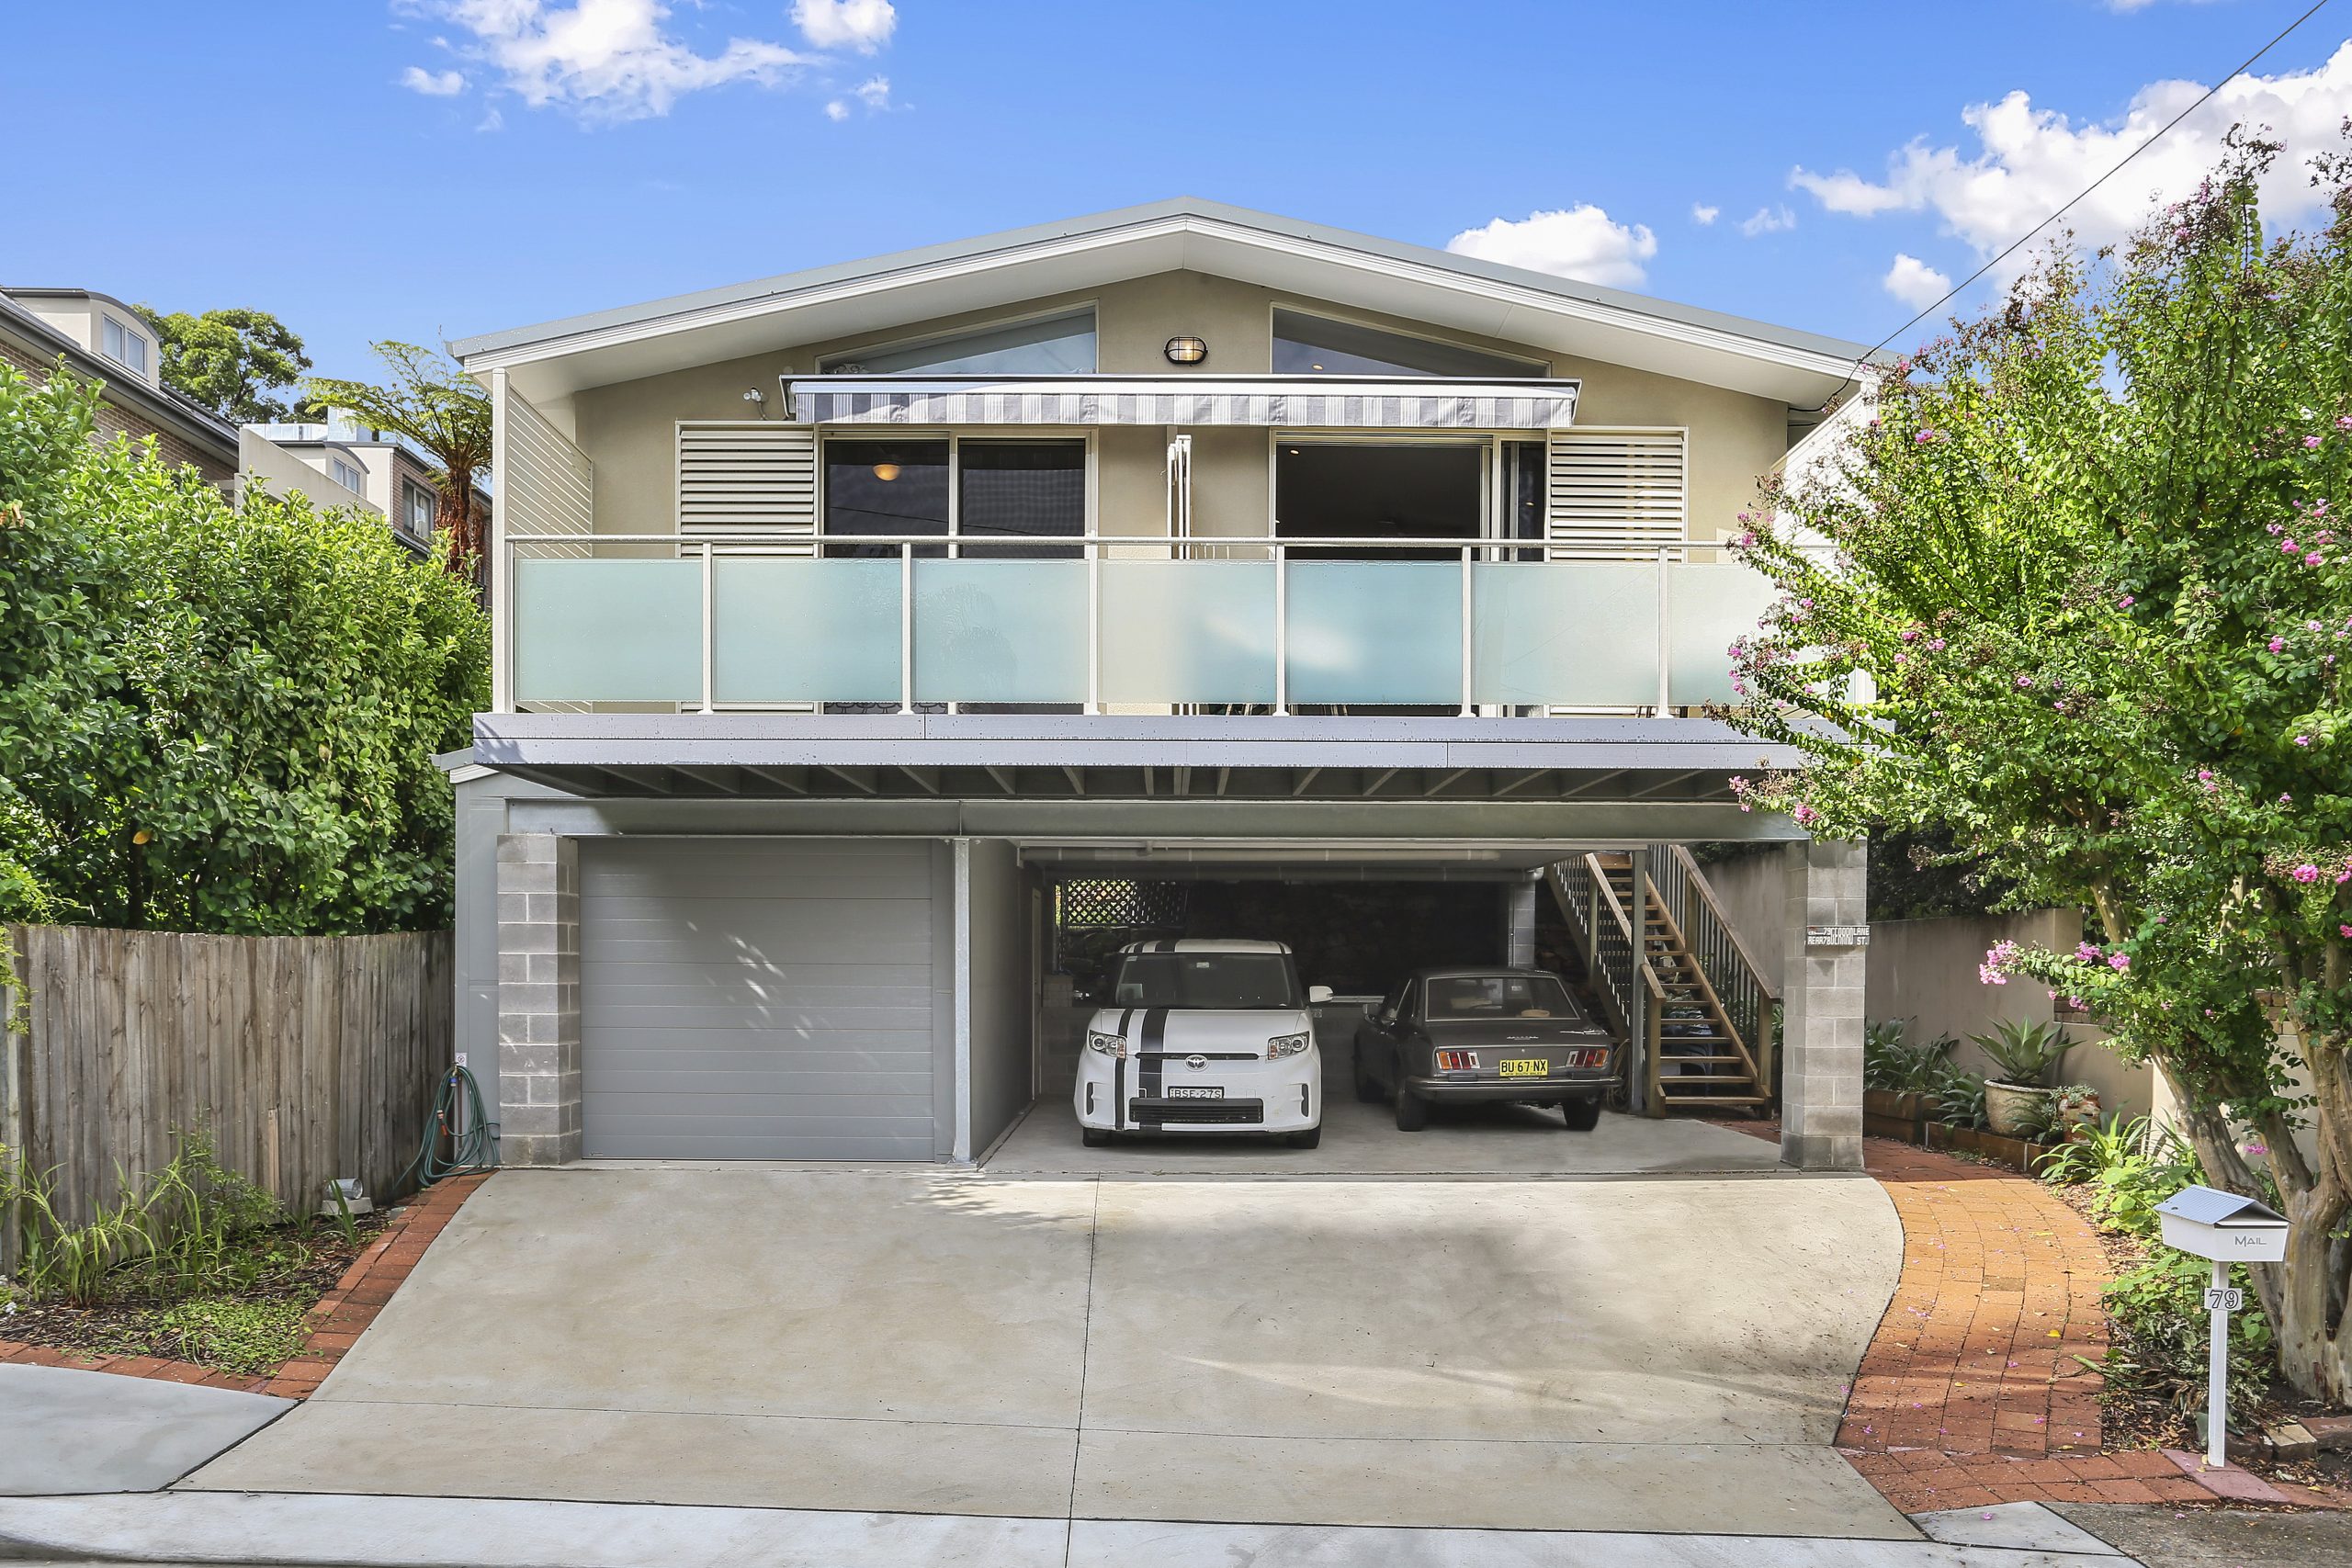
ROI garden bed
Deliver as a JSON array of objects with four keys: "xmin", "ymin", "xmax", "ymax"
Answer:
[
  {"xmin": 1, "ymin": 1210, "xmax": 389, "ymax": 1377},
  {"xmin": 1925, "ymin": 1120, "xmax": 2066, "ymax": 1172},
  {"xmin": 2043, "ymin": 1179, "xmax": 2352, "ymax": 1498}
]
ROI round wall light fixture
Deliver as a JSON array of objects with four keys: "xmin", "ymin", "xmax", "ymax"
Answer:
[
  {"xmin": 1164, "ymin": 335, "xmax": 1208, "ymax": 366},
  {"xmin": 871, "ymin": 462, "xmax": 902, "ymax": 482}
]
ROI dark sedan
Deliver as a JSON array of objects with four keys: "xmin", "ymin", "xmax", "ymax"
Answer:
[{"xmin": 1352, "ymin": 968, "xmax": 1616, "ymax": 1131}]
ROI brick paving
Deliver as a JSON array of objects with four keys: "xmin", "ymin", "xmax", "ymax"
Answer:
[
  {"xmin": 1807, "ymin": 1134, "xmax": 2346, "ymax": 1513},
  {"xmin": 0, "ymin": 1171, "xmax": 489, "ymax": 1402}
]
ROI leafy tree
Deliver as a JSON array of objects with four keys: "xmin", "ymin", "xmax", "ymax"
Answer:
[
  {"xmin": 132, "ymin": 306, "xmax": 311, "ymax": 423},
  {"xmin": 1724, "ymin": 135, "xmax": 2352, "ymax": 1402},
  {"xmin": 0, "ymin": 359, "xmax": 488, "ymax": 934},
  {"xmin": 302, "ymin": 344, "xmax": 492, "ymax": 578}
]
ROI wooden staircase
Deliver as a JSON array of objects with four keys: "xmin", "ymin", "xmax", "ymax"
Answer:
[{"xmin": 1547, "ymin": 847, "xmax": 1779, "ymax": 1117}]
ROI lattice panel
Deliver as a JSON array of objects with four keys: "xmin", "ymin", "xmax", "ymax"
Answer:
[{"xmin": 1057, "ymin": 879, "xmax": 1190, "ymax": 930}]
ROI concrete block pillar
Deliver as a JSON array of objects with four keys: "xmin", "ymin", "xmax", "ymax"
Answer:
[
  {"xmin": 1780, "ymin": 838, "xmax": 1866, "ymax": 1172},
  {"xmin": 497, "ymin": 833, "xmax": 581, "ymax": 1166}
]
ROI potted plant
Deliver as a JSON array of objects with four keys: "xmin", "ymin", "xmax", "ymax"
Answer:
[
  {"xmin": 2049, "ymin": 1083, "xmax": 2101, "ymax": 1135},
  {"xmin": 1864, "ymin": 1019, "xmax": 1958, "ymax": 1137},
  {"xmin": 1968, "ymin": 1019, "xmax": 2073, "ymax": 1138}
]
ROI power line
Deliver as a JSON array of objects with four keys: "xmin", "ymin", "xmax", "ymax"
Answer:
[{"xmin": 1856, "ymin": 0, "xmax": 2337, "ymax": 368}]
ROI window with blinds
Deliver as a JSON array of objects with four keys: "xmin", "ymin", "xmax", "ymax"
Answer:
[
  {"xmin": 1544, "ymin": 428, "xmax": 1687, "ymax": 557},
  {"xmin": 676, "ymin": 421, "xmax": 817, "ymax": 553}
]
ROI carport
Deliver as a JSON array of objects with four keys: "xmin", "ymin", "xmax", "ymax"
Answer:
[{"xmin": 454, "ymin": 712, "xmax": 1867, "ymax": 1174}]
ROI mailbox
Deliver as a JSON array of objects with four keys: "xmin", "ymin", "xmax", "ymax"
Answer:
[{"xmin": 2155, "ymin": 1185, "xmax": 2290, "ymax": 1262}]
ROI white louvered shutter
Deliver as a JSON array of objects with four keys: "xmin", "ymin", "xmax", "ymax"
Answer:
[
  {"xmin": 676, "ymin": 421, "xmax": 817, "ymax": 553},
  {"xmin": 1544, "ymin": 428, "xmax": 1687, "ymax": 558}
]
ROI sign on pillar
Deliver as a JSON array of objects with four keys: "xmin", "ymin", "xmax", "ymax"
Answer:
[{"xmin": 2154, "ymin": 1186, "xmax": 2290, "ymax": 1469}]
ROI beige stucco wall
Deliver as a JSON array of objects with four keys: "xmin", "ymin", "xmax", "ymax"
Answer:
[
  {"xmin": 235, "ymin": 430, "xmax": 381, "ymax": 516},
  {"xmin": 562, "ymin": 269, "xmax": 1795, "ymax": 542}
]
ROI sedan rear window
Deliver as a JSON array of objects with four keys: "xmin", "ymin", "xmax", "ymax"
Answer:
[
  {"xmin": 1426, "ymin": 975, "xmax": 1578, "ymax": 1021},
  {"xmin": 1112, "ymin": 953, "xmax": 1301, "ymax": 1010}
]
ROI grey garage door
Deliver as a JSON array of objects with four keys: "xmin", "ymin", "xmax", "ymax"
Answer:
[{"xmin": 580, "ymin": 838, "xmax": 943, "ymax": 1160}]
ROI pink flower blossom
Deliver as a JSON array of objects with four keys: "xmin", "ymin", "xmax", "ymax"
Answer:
[
  {"xmin": 1901, "ymin": 628, "xmax": 1921, "ymax": 642},
  {"xmin": 2308, "ymin": 552, "xmax": 2325, "ymax": 566},
  {"xmin": 2118, "ymin": 594, "xmax": 2134, "ymax": 608},
  {"xmin": 1928, "ymin": 637, "xmax": 1946, "ymax": 651},
  {"xmin": 2296, "ymin": 735, "xmax": 2312, "ymax": 747},
  {"xmin": 2283, "ymin": 538, "xmax": 2301, "ymax": 555},
  {"xmin": 2075, "ymin": 942, "xmax": 2102, "ymax": 962},
  {"xmin": 2016, "ymin": 674, "xmax": 2034, "ymax": 689},
  {"xmin": 2108, "ymin": 953, "xmax": 2130, "ymax": 972},
  {"xmin": 2338, "ymin": 416, "xmax": 2352, "ymax": 432},
  {"xmin": 2340, "ymin": 924, "xmax": 2352, "ymax": 938},
  {"xmin": 2306, "ymin": 434, "xmax": 2325, "ymax": 448},
  {"xmin": 2269, "ymin": 637, "xmax": 2288, "ymax": 652},
  {"xmin": 2292, "ymin": 863, "xmax": 2320, "ymax": 884},
  {"xmin": 1792, "ymin": 803, "xmax": 1818, "ymax": 825}
]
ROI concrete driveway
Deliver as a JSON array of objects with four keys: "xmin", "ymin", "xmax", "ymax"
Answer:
[{"xmin": 187, "ymin": 1125, "xmax": 1907, "ymax": 1539}]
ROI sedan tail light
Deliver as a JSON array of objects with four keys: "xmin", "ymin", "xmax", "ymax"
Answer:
[
  {"xmin": 1570, "ymin": 1046, "xmax": 1610, "ymax": 1069},
  {"xmin": 1434, "ymin": 1050, "xmax": 1478, "ymax": 1071}
]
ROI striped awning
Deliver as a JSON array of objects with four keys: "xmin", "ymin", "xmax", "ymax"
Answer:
[{"xmin": 786, "ymin": 375, "xmax": 1579, "ymax": 430}]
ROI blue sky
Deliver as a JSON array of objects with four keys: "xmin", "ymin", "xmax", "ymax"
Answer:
[{"xmin": 5, "ymin": 1, "xmax": 2350, "ymax": 385}]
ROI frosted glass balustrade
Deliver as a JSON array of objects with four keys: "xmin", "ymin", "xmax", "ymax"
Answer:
[
  {"xmin": 712, "ymin": 558, "xmax": 901, "ymax": 705},
  {"xmin": 1470, "ymin": 559, "xmax": 1660, "ymax": 708},
  {"xmin": 1099, "ymin": 559, "xmax": 1278, "ymax": 705},
  {"xmin": 1666, "ymin": 562, "xmax": 1779, "ymax": 706},
  {"xmin": 1285, "ymin": 561, "xmax": 1463, "ymax": 706},
  {"xmin": 514, "ymin": 558, "xmax": 701, "ymax": 705},
  {"xmin": 911, "ymin": 558, "xmax": 1089, "ymax": 704}
]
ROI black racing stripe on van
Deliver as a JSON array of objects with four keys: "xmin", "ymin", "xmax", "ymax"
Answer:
[
  {"xmin": 1113, "ymin": 1008, "xmax": 1135, "ymax": 1130},
  {"xmin": 1137, "ymin": 1008, "xmax": 1169, "ymax": 1099}
]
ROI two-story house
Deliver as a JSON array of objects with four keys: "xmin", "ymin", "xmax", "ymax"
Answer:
[
  {"xmin": 251, "ymin": 417, "xmax": 495, "ymax": 568},
  {"xmin": 446, "ymin": 200, "xmax": 1873, "ymax": 1174}
]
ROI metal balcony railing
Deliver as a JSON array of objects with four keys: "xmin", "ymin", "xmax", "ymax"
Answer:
[{"xmin": 502, "ymin": 533, "xmax": 1785, "ymax": 714}]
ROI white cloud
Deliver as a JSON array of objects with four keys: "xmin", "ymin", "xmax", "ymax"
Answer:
[
  {"xmin": 824, "ymin": 98, "xmax": 849, "ymax": 121},
  {"xmin": 414, "ymin": 1, "xmax": 813, "ymax": 122},
  {"xmin": 794, "ymin": 0, "xmax": 895, "ymax": 52},
  {"xmin": 477, "ymin": 107, "xmax": 505, "ymax": 131},
  {"xmin": 854, "ymin": 73, "xmax": 890, "ymax": 109},
  {"xmin": 1690, "ymin": 202, "xmax": 1720, "ymax": 225},
  {"xmin": 401, "ymin": 65, "xmax": 468, "ymax": 96},
  {"xmin": 1791, "ymin": 41, "xmax": 2352, "ymax": 270},
  {"xmin": 1883, "ymin": 253, "xmax": 1954, "ymax": 310},
  {"xmin": 1446, "ymin": 205, "xmax": 1659, "ymax": 288},
  {"xmin": 1738, "ymin": 204, "xmax": 1795, "ymax": 237}
]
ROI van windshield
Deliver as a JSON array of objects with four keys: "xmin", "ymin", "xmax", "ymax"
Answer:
[{"xmin": 1112, "ymin": 953, "xmax": 1302, "ymax": 1010}]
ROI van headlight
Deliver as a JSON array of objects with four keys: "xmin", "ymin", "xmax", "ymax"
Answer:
[
  {"xmin": 1087, "ymin": 1031, "xmax": 1127, "ymax": 1059},
  {"xmin": 1265, "ymin": 1032, "xmax": 1311, "ymax": 1059}
]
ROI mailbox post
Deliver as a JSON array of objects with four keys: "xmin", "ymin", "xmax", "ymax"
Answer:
[{"xmin": 2153, "ymin": 1185, "xmax": 2290, "ymax": 1468}]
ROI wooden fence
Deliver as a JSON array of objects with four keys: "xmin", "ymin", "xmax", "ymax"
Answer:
[{"xmin": 1, "ymin": 924, "xmax": 452, "ymax": 1229}]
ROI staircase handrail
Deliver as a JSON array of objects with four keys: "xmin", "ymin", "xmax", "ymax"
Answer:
[{"xmin": 1668, "ymin": 845, "xmax": 1780, "ymax": 1003}]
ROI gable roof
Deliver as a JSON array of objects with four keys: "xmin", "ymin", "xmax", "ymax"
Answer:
[{"xmin": 453, "ymin": 198, "xmax": 1874, "ymax": 406}]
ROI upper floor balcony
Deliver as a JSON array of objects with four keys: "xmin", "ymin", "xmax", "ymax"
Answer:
[{"xmin": 491, "ymin": 370, "xmax": 1803, "ymax": 720}]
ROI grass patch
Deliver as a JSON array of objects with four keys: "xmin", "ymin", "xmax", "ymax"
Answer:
[{"xmin": 98, "ymin": 1295, "xmax": 311, "ymax": 1376}]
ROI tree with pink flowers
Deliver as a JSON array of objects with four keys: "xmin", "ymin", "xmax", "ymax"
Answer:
[{"xmin": 1725, "ymin": 133, "xmax": 2352, "ymax": 1402}]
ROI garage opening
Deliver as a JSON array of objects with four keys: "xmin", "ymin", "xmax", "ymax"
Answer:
[{"xmin": 1032, "ymin": 870, "xmax": 1609, "ymax": 1125}]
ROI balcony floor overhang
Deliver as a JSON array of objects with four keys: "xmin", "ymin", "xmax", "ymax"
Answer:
[{"xmin": 470, "ymin": 714, "xmax": 1803, "ymax": 840}]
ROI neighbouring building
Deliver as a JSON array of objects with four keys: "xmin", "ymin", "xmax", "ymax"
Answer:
[
  {"xmin": 442, "ymin": 199, "xmax": 1880, "ymax": 1172},
  {"xmin": 249, "ymin": 418, "xmax": 494, "ymax": 569},
  {"xmin": 0, "ymin": 286, "xmax": 239, "ymax": 484}
]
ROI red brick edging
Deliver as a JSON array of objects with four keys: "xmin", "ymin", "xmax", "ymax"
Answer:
[
  {"xmin": 1832, "ymin": 1138, "xmax": 2345, "ymax": 1512},
  {"xmin": 0, "ymin": 1170, "xmax": 490, "ymax": 1401}
]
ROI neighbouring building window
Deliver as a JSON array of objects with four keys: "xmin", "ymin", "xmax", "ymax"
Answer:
[
  {"xmin": 1272, "ymin": 308, "xmax": 1543, "ymax": 378},
  {"xmin": 820, "ymin": 309, "xmax": 1096, "ymax": 376},
  {"xmin": 401, "ymin": 480, "xmax": 439, "ymax": 539},
  {"xmin": 330, "ymin": 457, "xmax": 366, "ymax": 492},
  {"xmin": 100, "ymin": 315, "xmax": 149, "ymax": 374}
]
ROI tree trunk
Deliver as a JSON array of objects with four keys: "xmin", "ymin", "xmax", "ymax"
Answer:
[
  {"xmin": 2166, "ymin": 1055, "xmax": 2352, "ymax": 1404},
  {"xmin": 436, "ymin": 463, "xmax": 477, "ymax": 580}
]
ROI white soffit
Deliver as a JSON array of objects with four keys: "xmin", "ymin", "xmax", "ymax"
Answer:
[{"xmin": 469, "ymin": 210, "xmax": 1865, "ymax": 406}]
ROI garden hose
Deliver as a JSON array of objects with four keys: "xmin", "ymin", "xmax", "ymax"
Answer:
[{"xmin": 403, "ymin": 1063, "xmax": 500, "ymax": 1188}]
